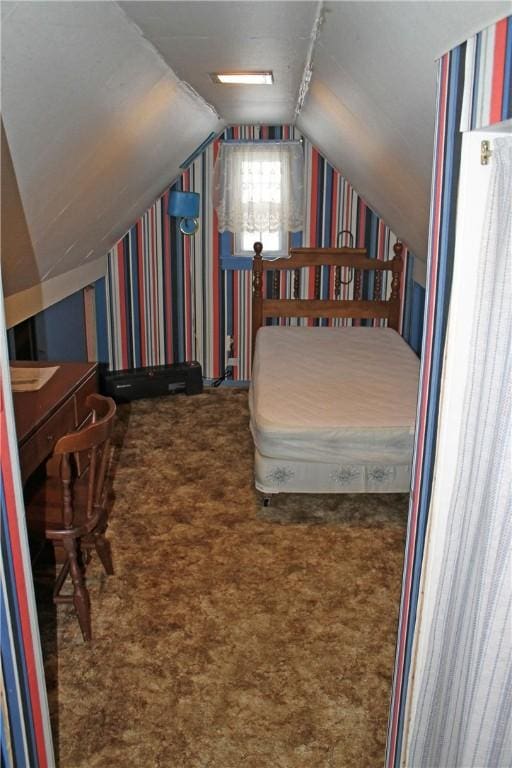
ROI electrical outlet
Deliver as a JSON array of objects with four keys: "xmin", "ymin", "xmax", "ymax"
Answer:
[
  {"xmin": 225, "ymin": 335, "xmax": 234, "ymax": 366},
  {"xmin": 227, "ymin": 357, "xmax": 239, "ymax": 366}
]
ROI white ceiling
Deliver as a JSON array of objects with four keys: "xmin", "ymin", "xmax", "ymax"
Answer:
[
  {"xmin": 120, "ymin": 1, "xmax": 320, "ymax": 125},
  {"xmin": 1, "ymin": 0, "xmax": 224, "ymax": 314},
  {"xmin": 2, "ymin": 0, "xmax": 511, "ymax": 322}
]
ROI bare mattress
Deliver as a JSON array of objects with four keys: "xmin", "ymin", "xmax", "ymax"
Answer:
[{"xmin": 249, "ymin": 326, "xmax": 420, "ymax": 471}]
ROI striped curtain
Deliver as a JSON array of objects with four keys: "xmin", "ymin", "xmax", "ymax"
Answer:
[
  {"xmin": 387, "ymin": 16, "xmax": 511, "ymax": 766},
  {"xmin": 103, "ymin": 125, "xmax": 410, "ymax": 380},
  {"xmin": 0, "ymin": 284, "xmax": 54, "ymax": 767},
  {"xmin": 405, "ymin": 134, "xmax": 511, "ymax": 768}
]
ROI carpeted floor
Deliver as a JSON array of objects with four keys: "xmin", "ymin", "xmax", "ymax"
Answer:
[{"xmin": 35, "ymin": 388, "xmax": 408, "ymax": 768}]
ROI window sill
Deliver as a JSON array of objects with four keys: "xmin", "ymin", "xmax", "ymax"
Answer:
[
  {"xmin": 220, "ymin": 255, "xmax": 253, "ymax": 270},
  {"xmin": 220, "ymin": 254, "xmax": 288, "ymax": 271}
]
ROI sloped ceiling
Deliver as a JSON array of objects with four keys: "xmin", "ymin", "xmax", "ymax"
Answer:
[
  {"xmin": 1, "ymin": 0, "xmax": 224, "ymax": 324},
  {"xmin": 2, "ymin": 1, "xmax": 510, "ymax": 326},
  {"xmin": 297, "ymin": 1, "xmax": 512, "ymax": 262}
]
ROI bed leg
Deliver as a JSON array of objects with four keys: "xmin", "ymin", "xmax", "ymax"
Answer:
[{"xmin": 263, "ymin": 496, "xmax": 271, "ymax": 507}]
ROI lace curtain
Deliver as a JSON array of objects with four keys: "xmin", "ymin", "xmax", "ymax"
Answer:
[{"xmin": 213, "ymin": 142, "xmax": 304, "ymax": 234}]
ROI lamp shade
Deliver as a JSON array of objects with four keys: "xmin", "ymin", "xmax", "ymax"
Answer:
[{"xmin": 168, "ymin": 191, "xmax": 200, "ymax": 219}]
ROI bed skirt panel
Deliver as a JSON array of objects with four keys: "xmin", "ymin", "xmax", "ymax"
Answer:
[{"xmin": 254, "ymin": 450, "xmax": 412, "ymax": 494}]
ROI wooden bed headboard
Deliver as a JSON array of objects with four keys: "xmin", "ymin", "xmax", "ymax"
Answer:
[{"xmin": 251, "ymin": 241, "xmax": 404, "ymax": 354}]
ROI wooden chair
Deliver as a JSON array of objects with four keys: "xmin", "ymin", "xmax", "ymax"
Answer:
[{"xmin": 25, "ymin": 394, "xmax": 117, "ymax": 641}]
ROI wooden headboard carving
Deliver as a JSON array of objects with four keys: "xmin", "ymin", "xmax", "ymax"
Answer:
[{"xmin": 251, "ymin": 241, "xmax": 403, "ymax": 355}]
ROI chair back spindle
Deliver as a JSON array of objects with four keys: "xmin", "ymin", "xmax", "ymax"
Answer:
[{"xmin": 61, "ymin": 454, "xmax": 73, "ymax": 529}]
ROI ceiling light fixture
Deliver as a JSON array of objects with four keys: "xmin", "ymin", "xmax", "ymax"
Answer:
[{"xmin": 211, "ymin": 72, "xmax": 273, "ymax": 85}]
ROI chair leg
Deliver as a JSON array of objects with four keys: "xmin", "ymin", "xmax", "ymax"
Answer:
[
  {"xmin": 63, "ymin": 538, "xmax": 92, "ymax": 641},
  {"xmin": 94, "ymin": 533, "xmax": 114, "ymax": 575}
]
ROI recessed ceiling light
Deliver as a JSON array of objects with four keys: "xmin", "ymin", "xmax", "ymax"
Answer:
[{"xmin": 210, "ymin": 72, "xmax": 274, "ymax": 85}]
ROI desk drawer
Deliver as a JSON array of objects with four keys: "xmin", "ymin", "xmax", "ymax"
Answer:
[
  {"xmin": 19, "ymin": 399, "xmax": 76, "ymax": 481},
  {"xmin": 74, "ymin": 370, "xmax": 98, "ymax": 426}
]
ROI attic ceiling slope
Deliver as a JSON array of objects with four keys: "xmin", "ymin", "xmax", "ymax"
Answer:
[
  {"xmin": 1, "ymin": 0, "xmax": 223, "ymax": 310},
  {"xmin": 299, "ymin": 1, "xmax": 512, "ymax": 260},
  {"xmin": 3, "ymin": 0, "xmax": 510, "ymax": 318}
]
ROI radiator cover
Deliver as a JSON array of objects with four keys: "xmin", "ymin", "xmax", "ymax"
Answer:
[{"xmin": 102, "ymin": 361, "xmax": 203, "ymax": 401}]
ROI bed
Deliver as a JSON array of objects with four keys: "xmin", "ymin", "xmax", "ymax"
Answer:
[{"xmin": 248, "ymin": 241, "xmax": 420, "ymax": 499}]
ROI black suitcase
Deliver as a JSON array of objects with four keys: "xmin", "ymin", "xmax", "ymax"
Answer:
[{"xmin": 101, "ymin": 361, "xmax": 203, "ymax": 401}]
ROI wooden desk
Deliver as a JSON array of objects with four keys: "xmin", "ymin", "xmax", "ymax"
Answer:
[{"xmin": 12, "ymin": 361, "xmax": 98, "ymax": 484}]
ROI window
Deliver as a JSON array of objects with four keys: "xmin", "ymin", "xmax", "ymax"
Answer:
[
  {"xmin": 213, "ymin": 142, "xmax": 304, "ymax": 257},
  {"xmin": 235, "ymin": 228, "xmax": 284, "ymax": 256},
  {"xmin": 235, "ymin": 157, "xmax": 285, "ymax": 254}
]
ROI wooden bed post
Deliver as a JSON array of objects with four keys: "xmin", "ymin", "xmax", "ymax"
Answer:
[
  {"xmin": 252, "ymin": 242, "xmax": 264, "ymax": 358},
  {"xmin": 388, "ymin": 241, "xmax": 403, "ymax": 331}
]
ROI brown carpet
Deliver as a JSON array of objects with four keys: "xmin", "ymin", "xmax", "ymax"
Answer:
[{"xmin": 35, "ymin": 388, "xmax": 407, "ymax": 768}]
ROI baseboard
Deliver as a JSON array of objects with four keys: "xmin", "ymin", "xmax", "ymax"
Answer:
[{"xmin": 203, "ymin": 378, "xmax": 250, "ymax": 389}]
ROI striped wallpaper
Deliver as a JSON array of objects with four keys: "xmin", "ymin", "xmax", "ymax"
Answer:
[
  {"xmin": 1, "ymin": 289, "xmax": 54, "ymax": 766},
  {"xmin": 386, "ymin": 15, "xmax": 511, "ymax": 766},
  {"xmin": 102, "ymin": 125, "xmax": 413, "ymax": 379},
  {"xmin": 461, "ymin": 15, "xmax": 512, "ymax": 131}
]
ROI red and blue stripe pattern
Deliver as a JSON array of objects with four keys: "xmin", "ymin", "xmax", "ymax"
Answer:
[
  {"xmin": 1, "ymin": 353, "xmax": 54, "ymax": 765},
  {"xmin": 462, "ymin": 15, "xmax": 512, "ymax": 130},
  {"xmin": 386, "ymin": 16, "xmax": 511, "ymax": 766},
  {"xmin": 104, "ymin": 125, "xmax": 411, "ymax": 379},
  {"xmin": 105, "ymin": 150, "xmax": 226, "ymax": 377},
  {"xmin": 302, "ymin": 142, "xmax": 408, "ymax": 326}
]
